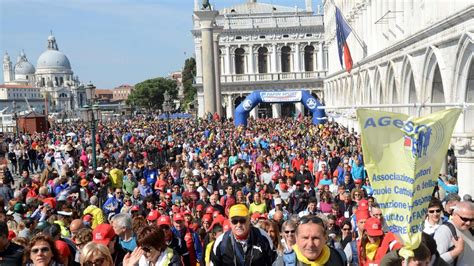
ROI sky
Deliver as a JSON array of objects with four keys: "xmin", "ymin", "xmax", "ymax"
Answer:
[{"xmin": 1, "ymin": 0, "xmax": 323, "ymax": 89}]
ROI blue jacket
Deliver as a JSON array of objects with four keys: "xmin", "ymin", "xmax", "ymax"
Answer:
[
  {"xmin": 102, "ymin": 197, "xmax": 123, "ymax": 216},
  {"xmin": 143, "ymin": 168, "xmax": 158, "ymax": 186}
]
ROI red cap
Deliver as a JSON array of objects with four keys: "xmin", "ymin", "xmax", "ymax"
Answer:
[
  {"xmin": 356, "ymin": 210, "xmax": 370, "ymax": 222},
  {"xmin": 296, "ymin": 181, "xmax": 302, "ymax": 185},
  {"xmin": 183, "ymin": 210, "xmax": 192, "ymax": 216},
  {"xmin": 8, "ymin": 230, "xmax": 16, "ymax": 240},
  {"xmin": 131, "ymin": 205, "xmax": 140, "ymax": 211},
  {"xmin": 223, "ymin": 219, "xmax": 231, "ymax": 231},
  {"xmin": 251, "ymin": 212, "xmax": 261, "ymax": 221},
  {"xmin": 258, "ymin": 213, "xmax": 268, "ymax": 220},
  {"xmin": 205, "ymin": 206, "xmax": 214, "ymax": 214},
  {"xmin": 365, "ymin": 217, "xmax": 384, "ymax": 236},
  {"xmin": 158, "ymin": 202, "xmax": 167, "ymax": 209},
  {"xmin": 172, "ymin": 205, "xmax": 180, "ymax": 213},
  {"xmin": 147, "ymin": 210, "xmax": 160, "ymax": 221},
  {"xmin": 212, "ymin": 211, "xmax": 220, "ymax": 218},
  {"xmin": 355, "ymin": 179, "xmax": 363, "ymax": 184},
  {"xmin": 358, "ymin": 199, "xmax": 369, "ymax": 210},
  {"xmin": 157, "ymin": 215, "xmax": 172, "ymax": 226},
  {"xmin": 196, "ymin": 204, "xmax": 204, "ymax": 211},
  {"xmin": 272, "ymin": 174, "xmax": 278, "ymax": 181},
  {"xmin": 55, "ymin": 240, "xmax": 70, "ymax": 259},
  {"xmin": 304, "ymin": 179, "xmax": 310, "ymax": 184},
  {"xmin": 280, "ymin": 184, "xmax": 288, "ymax": 191},
  {"xmin": 83, "ymin": 214, "xmax": 93, "ymax": 222},
  {"xmin": 173, "ymin": 213, "xmax": 185, "ymax": 222},
  {"xmin": 202, "ymin": 214, "xmax": 212, "ymax": 222},
  {"xmin": 93, "ymin": 224, "xmax": 116, "ymax": 246}
]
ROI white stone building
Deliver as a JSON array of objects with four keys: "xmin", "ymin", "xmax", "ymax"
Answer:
[
  {"xmin": 192, "ymin": 0, "xmax": 327, "ymax": 119},
  {"xmin": 2, "ymin": 34, "xmax": 87, "ymax": 114},
  {"xmin": 323, "ymin": 1, "xmax": 474, "ymax": 197}
]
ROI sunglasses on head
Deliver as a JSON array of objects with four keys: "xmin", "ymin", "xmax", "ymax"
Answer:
[
  {"xmin": 428, "ymin": 209, "xmax": 442, "ymax": 214},
  {"xmin": 299, "ymin": 215, "xmax": 327, "ymax": 230},
  {"xmin": 31, "ymin": 247, "xmax": 50, "ymax": 254},
  {"xmin": 231, "ymin": 217, "xmax": 247, "ymax": 225}
]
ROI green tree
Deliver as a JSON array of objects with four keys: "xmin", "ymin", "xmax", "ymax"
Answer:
[
  {"xmin": 182, "ymin": 57, "xmax": 196, "ymax": 109},
  {"xmin": 127, "ymin": 77, "xmax": 177, "ymax": 110}
]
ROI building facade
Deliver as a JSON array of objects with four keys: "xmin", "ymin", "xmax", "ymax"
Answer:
[
  {"xmin": 112, "ymin": 84, "xmax": 134, "ymax": 101},
  {"xmin": 192, "ymin": 0, "xmax": 327, "ymax": 119},
  {"xmin": 323, "ymin": 1, "xmax": 474, "ymax": 197},
  {"xmin": 2, "ymin": 34, "xmax": 87, "ymax": 115}
]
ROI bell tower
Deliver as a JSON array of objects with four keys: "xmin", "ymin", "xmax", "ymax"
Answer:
[{"xmin": 3, "ymin": 51, "xmax": 13, "ymax": 83}]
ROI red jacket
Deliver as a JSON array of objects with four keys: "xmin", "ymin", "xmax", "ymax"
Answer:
[{"xmin": 357, "ymin": 232, "xmax": 402, "ymax": 266}]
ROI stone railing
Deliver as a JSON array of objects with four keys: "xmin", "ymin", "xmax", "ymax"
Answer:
[
  {"xmin": 215, "ymin": 15, "xmax": 323, "ymax": 29},
  {"xmin": 194, "ymin": 71, "xmax": 326, "ymax": 84}
]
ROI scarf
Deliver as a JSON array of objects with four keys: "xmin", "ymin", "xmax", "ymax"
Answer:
[
  {"xmin": 365, "ymin": 239, "xmax": 381, "ymax": 260},
  {"xmin": 292, "ymin": 244, "xmax": 330, "ymax": 266}
]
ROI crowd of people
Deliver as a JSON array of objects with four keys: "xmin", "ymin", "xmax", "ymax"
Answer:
[{"xmin": 0, "ymin": 114, "xmax": 472, "ymax": 266}]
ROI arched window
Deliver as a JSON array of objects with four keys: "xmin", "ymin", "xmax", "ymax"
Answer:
[
  {"xmin": 304, "ymin": 45, "xmax": 315, "ymax": 71},
  {"xmin": 258, "ymin": 47, "xmax": 268, "ymax": 73},
  {"xmin": 234, "ymin": 48, "xmax": 245, "ymax": 74},
  {"xmin": 281, "ymin": 46, "xmax": 291, "ymax": 73}
]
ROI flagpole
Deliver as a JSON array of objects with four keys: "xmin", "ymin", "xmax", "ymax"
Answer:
[{"xmin": 330, "ymin": 0, "xmax": 367, "ymax": 57}]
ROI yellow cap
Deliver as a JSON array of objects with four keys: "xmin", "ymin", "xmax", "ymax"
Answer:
[{"xmin": 229, "ymin": 204, "xmax": 249, "ymax": 218}]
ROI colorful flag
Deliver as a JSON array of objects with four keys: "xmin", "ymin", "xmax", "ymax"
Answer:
[
  {"xmin": 357, "ymin": 108, "xmax": 461, "ymax": 259},
  {"xmin": 335, "ymin": 7, "xmax": 353, "ymax": 73}
]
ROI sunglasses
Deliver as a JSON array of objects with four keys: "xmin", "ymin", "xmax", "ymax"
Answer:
[
  {"xmin": 284, "ymin": 230, "xmax": 295, "ymax": 234},
  {"xmin": 31, "ymin": 247, "xmax": 50, "ymax": 254},
  {"xmin": 342, "ymin": 228, "xmax": 351, "ymax": 231},
  {"xmin": 457, "ymin": 214, "xmax": 474, "ymax": 223},
  {"xmin": 231, "ymin": 217, "xmax": 247, "ymax": 225},
  {"xmin": 299, "ymin": 215, "xmax": 327, "ymax": 230},
  {"xmin": 84, "ymin": 258, "xmax": 106, "ymax": 266},
  {"xmin": 141, "ymin": 246, "xmax": 152, "ymax": 253},
  {"xmin": 428, "ymin": 209, "xmax": 442, "ymax": 214}
]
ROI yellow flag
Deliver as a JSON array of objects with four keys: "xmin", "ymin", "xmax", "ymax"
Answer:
[{"xmin": 357, "ymin": 108, "xmax": 461, "ymax": 258}]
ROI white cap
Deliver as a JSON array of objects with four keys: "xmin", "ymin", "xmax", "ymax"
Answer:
[
  {"xmin": 274, "ymin": 198, "xmax": 282, "ymax": 205},
  {"xmin": 192, "ymin": 169, "xmax": 200, "ymax": 176}
]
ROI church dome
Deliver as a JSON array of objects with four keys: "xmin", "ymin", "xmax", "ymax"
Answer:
[
  {"xmin": 14, "ymin": 60, "xmax": 35, "ymax": 75},
  {"xmin": 36, "ymin": 50, "xmax": 71, "ymax": 70}
]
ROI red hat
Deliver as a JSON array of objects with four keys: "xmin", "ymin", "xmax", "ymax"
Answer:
[
  {"xmin": 272, "ymin": 174, "xmax": 278, "ymax": 181},
  {"xmin": 280, "ymin": 183, "xmax": 288, "ymax": 191},
  {"xmin": 173, "ymin": 213, "xmax": 185, "ymax": 222},
  {"xmin": 172, "ymin": 205, "xmax": 180, "ymax": 213},
  {"xmin": 202, "ymin": 214, "xmax": 212, "ymax": 222},
  {"xmin": 251, "ymin": 212, "xmax": 261, "ymax": 221},
  {"xmin": 223, "ymin": 219, "xmax": 231, "ymax": 232},
  {"xmin": 355, "ymin": 179, "xmax": 363, "ymax": 184},
  {"xmin": 304, "ymin": 179, "xmax": 310, "ymax": 184},
  {"xmin": 183, "ymin": 210, "xmax": 192, "ymax": 216},
  {"xmin": 131, "ymin": 205, "xmax": 140, "ymax": 212},
  {"xmin": 83, "ymin": 214, "xmax": 93, "ymax": 223},
  {"xmin": 258, "ymin": 213, "xmax": 268, "ymax": 220},
  {"xmin": 356, "ymin": 210, "xmax": 370, "ymax": 222},
  {"xmin": 157, "ymin": 215, "xmax": 172, "ymax": 226},
  {"xmin": 196, "ymin": 204, "xmax": 204, "ymax": 211},
  {"xmin": 358, "ymin": 199, "xmax": 369, "ymax": 210},
  {"xmin": 158, "ymin": 202, "xmax": 167, "ymax": 209},
  {"xmin": 365, "ymin": 217, "xmax": 384, "ymax": 236},
  {"xmin": 205, "ymin": 206, "xmax": 214, "ymax": 214},
  {"xmin": 296, "ymin": 181, "xmax": 302, "ymax": 185},
  {"xmin": 147, "ymin": 210, "xmax": 160, "ymax": 221},
  {"xmin": 93, "ymin": 224, "xmax": 116, "ymax": 246}
]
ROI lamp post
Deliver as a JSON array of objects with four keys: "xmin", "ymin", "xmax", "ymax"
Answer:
[
  {"xmin": 163, "ymin": 90, "xmax": 172, "ymax": 138},
  {"xmin": 85, "ymin": 82, "xmax": 97, "ymax": 170},
  {"xmin": 12, "ymin": 101, "xmax": 19, "ymax": 140}
]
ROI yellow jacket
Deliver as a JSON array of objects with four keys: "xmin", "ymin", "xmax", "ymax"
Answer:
[{"xmin": 83, "ymin": 205, "xmax": 105, "ymax": 229}]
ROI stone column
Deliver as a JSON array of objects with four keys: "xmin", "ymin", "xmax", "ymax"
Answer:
[
  {"xmin": 226, "ymin": 94, "xmax": 234, "ymax": 119},
  {"xmin": 194, "ymin": 10, "xmax": 219, "ymax": 116},
  {"xmin": 224, "ymin": 46, "xmax": 231, "ymax": 75},
  {"xmin": 271, "ymin": 43, "xmax": 278, "ymax": 73},
  {"xmin": 247, "ymin": 45, "xmax": 254, "ymax": 74},
  {"xmin": 294, "ymin": 43, "xmax": 301, "ymax": 72},
  {"xmin": 318, "ymin": 42, "xmax": 324, "ymax": 71},
  {"xmin": 453, "ymin": 134, "xmax": 474, "ymax": 198},
  {"xmin": 272, "ymin": 104, "xmax": 281, "ymax": 118},
  {"xmin": 213, "ymin": 31, "xmax": 222, "ymax": 116},
  {"xmin": 197, "ymin": 93, "xmax": 205, "ymax": 117}
]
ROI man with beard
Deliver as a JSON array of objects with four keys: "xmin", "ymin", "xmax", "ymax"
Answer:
[{"xmin": 210, "ymin": 204, "xmax": 275, "ymax": 265}]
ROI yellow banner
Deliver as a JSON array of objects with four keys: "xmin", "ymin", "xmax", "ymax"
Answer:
[{"xmin": 357, "ymin": 108, "xmax": 461, "ymax": 254}]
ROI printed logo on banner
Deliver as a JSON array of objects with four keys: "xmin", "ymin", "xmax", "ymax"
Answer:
[
  {"xmin": 306, "ymin": 98, "xmax": 317, "ymax": 110},
  {"xmin": 243, "ymin": 99, "xmax": 253, "ymax": 111},
  {"xmin": 404, "ymin": 127, "xmax": 433, "ymax": 159}
]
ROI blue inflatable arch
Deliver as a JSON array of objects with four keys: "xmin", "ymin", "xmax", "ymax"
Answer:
[{"xmin": 234, "ymin": 90, "xmax": 327, "ymax": 127}]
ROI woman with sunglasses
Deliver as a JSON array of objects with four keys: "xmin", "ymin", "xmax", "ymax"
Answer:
[
  {"xmin": 423, "ymin": 198, "xmax": 444, "ymax": 235},
  {"xmin": 24, "ymin": 234, "xmax": 63, "ymax": 266},
  {"xmin": 280, "ymin": 220, "xmax": 297, "ymax": 254},
  {"xmin": 123, "ymin": 225, "xmax": 182, "ymax": 266},
  {"xmin": 80, "ymin": 242, "xmax": 114, "ymax": 266}
]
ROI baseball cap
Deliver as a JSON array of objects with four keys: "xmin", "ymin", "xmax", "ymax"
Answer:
[
  {"xmin": 295, "ymin": 181, "xmax": 302, "ymax": 185},
  {"xmin": 354, "ymin": 179, "xmax": 363, "ymax": 184},
  {"xmin": 202, "ymin": 214, "xmax": 212, "ymax": 222},
  {"xmin": 131, "ymin": 205, "xmax": 140, "ymax": 212},
  {"xmin": 158, "ymin": 202, "xmax": 167, "ymax": 209},
  {"xmin": 358, "ymin": 199, "xmax": 369, "ymax": 210},
  {"xmin": 157, "ymin": 216, "xmax": 172, "ymax": 226},
  {"xmin": 173, "ymin": 213, "xmax": 185, "ymax": 222},
  {"xmin": 205, "ymin": 206, "xmax": 214, "ymax": 214},
  {"xmin": 304, "ymin": 179, "xmax": 310, "ymax": 184},
  {"xmin": 147, "ymin": 210, "xmax": 159, "ymax": 221},
  {"xmin": 365, "ymin": 217, "xmax": 384, "ymax": 236},
  {"xmin": 183, "ymin": 210, "xmax": 192, "ymax": 216},
  {"xmin": 93, "ymin": 224, "xmax": 116, "ymax": 246},
  {"xmin": 196, "ymin": 204, "xmax": 204, "ymax": 211},
  {"xmin": 229, "ymin": 204, "xmax": 249, "ymax": 218},
  {"xmin": 356, "ymin": 210, "xmax": 370, "ymax": 222}
]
